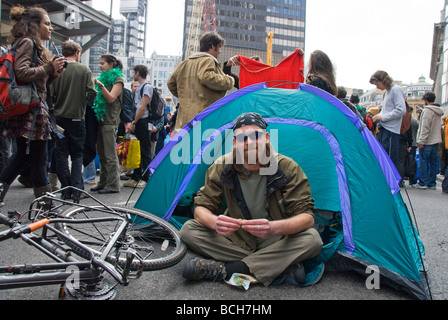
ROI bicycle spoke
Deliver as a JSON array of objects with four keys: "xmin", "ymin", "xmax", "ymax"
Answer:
[{"xmin": 55, "ymin": 206, "xmax": 186, "ymax": 271}]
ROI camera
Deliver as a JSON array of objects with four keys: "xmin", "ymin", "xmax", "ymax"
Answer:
[{"xmin": 53, "ymin": 55, "xmax": 68, "ymax": 69}]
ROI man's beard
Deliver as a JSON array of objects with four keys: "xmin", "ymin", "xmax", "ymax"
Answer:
[{"xmin": 232, "ymin": 142, "xmax": 272, "ymax": 175}]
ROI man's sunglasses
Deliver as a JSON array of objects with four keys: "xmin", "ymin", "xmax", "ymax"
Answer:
[{"xmin": 234, "ymin": 131, "xmax": 265, "ymax": 142}]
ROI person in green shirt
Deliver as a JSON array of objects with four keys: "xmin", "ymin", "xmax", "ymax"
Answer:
[
  {"xmin": 50, "ymin": 41, "xmax": 96, "ymax": 201},
  {"xmin": 180, "ymin": 113, "xmax": 323, "ymax": 287}
]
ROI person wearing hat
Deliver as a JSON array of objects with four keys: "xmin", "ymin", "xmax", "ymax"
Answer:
[{"xmin": 180, "ymin": 112, "xmax": 323, "ymax": 287}]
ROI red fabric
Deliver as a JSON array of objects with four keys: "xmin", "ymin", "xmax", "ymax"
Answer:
[{"xmin": 238, "ymin": 49, "xmax": 304, "ymax": 89}]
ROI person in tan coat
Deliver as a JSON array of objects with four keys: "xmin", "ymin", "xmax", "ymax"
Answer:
[
  {"xmin": 180, "ymin": 113, "xmax": 323, "ymax": 287},
  {"xmin": 167, "ymin": 32, "xmax": 234, "ymax": 131}
]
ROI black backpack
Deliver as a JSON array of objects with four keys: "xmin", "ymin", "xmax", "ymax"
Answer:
[
  {"xmin": 140, "ymin": 83, "xmax": 165, "ymax": 120},
  {"xmin": 120, "ymin": 87, "xmax": 135, "ymax": 123}
]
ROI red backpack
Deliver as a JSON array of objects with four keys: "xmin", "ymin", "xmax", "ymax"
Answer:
[{"xmin": 0, "ymin": 37, "xmax": 40, "ymax": 120}]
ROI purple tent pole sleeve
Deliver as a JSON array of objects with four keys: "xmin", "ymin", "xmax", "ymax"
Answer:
[
  {"xmin": 265, "ymin": 117, "xmax": 355, "ymax": 253},
  {"xmin": 162, "ymin": 123, "xmax": 234, "ymax": 221},
  {"xmin": 298, "ymin": 83, "xmax": 401, "ymax": 195},
  {"xmin": 148, "ymin": 82, "xmax": 269, "ymax": 174}
]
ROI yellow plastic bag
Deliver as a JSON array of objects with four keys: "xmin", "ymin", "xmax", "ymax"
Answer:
[
  {"xmin": 116, "ymin": 134, "xmax": 140, "ymax": 169},
  {"xmin": 126, "ymin": 138, "xmax": 141, "ymax": 169}
]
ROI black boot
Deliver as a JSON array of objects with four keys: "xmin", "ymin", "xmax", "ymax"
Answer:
[
  {"xmin": 33, "ymin": 184, "xmax": 52, "ymax": 210},
  {"xmin": 0, "ymin": 182, "xmax": 10, "ymax": 207}
]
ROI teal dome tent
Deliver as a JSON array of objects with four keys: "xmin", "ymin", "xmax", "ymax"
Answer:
[{"xmin": 134, "ymin": 83, "xmax": 430, "ymax": 299}]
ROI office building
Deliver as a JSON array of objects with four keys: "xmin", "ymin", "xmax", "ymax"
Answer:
[{"xmin": 183, "ymin": 0, "xmax": 306, "ymax": 65}]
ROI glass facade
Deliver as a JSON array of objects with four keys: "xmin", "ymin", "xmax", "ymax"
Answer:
[{"xmin": 183, "ymin": 0, "xmax": 306, "ymax": 65}]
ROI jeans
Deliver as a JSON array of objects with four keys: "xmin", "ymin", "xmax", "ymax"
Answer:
[
  {"xmin": 377, "ymin": 126, "xmax": 400, "ymax": 172},
  {"xmin": 418, "ymin": 144, "xmax": 439, "ymax": 187},
  {"xmin": 83, "ymin": 160, "xmax": 96, "ymax": 183},
  {"xmin": 131, "ymin": 117, "xmax": 151, "ymax": 182},
  {"xmin": 54, "ymin": 117, "xmax": 86, "ymax": 193}
]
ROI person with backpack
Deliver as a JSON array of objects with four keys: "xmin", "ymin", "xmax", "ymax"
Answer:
[
  {"xmin": 123, "ymin": 64, "xmax": 153, "ymax": 188},
  {"xmin": 50, "ymin": 41, "xmax": 97, "ymax": 201},
  {"xmin": 0, "ymin": 6, "xmax": 66, "ymax": 207}
]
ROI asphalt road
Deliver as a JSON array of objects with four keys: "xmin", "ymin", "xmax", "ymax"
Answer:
[{"xmin": 0, "ymin": 175, "xmax": 446, "ymax": 302}]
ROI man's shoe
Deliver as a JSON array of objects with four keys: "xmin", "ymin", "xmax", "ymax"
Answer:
[
  {"xmin": 90, "ymin": 186, "xmax": 104, "ymax": 192},
  {"xmin": 411, "ymin": 184, "xmax": 428, "ymax": 189},
  {"xmin": 182, "ymin": 257, "xmax": 227, "ymax": 281},
  {"xmin": 123, "ymin": 179, "xmax": 146, "ymax": 188},
  {"xmin": 123, "ymin": 179, "xmax": 137, "ymax": 187},
  {"xmin": 18, "ymin": 175, "xmax": 32, "ymax": 188},
  {"xmin": 136, "ymin": 180, "xmax": 146, "ymax": 188},
  {"xmin": 443, "ymin": 190, "xmax": 448, "ymax": 194},
  {"xmin": 120, "ymin": 174, "xmax": 131, "ymax": 181},
  {"xmin": 98, "ymin": 189, "xmax": 119, "ymax": 194},
  {"xmin": 280, "ymin": 262, "xmax": 306, "ymax": 286}
]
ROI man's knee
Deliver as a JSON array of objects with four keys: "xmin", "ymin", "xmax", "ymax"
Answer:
[
  {"xmin": 308, "ymin": 227, "xmax": 324, "ymax": 257},
  {"xmin": 179, "ymin": 219, "xmax": 203, "ymax": 246},
  {"xmin": 294, "ymin": 227, "xmax": 323, "ymax": 259}
]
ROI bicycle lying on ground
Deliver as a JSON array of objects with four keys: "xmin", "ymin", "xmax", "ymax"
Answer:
[{"xmin": 0, "ymin": 186, "xmax": 186, "ymax": 300}]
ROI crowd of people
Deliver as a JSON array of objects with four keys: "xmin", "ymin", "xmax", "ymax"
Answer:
[
  {"xmin": 0, "ymin": 5, "xmax": 171, "ymax": 206},
  {"xmin": 1, "ymin": 5, "xmax": 447, "ymax": 289},
  {"xmin": 302, "ymin": 50, "xmax": 448, "ymax": 194}
]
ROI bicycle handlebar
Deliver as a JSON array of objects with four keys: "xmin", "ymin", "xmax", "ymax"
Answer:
[
  {"xmin": 0, "ymin": 212, "xmax": 15, "ymax": 228},
  {"xmin": 0, "ymin": 212, "xmax": 49, "ymax": 241}
]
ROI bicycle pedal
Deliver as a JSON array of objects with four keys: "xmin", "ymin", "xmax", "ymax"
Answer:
[{"xmin": 117, "ymin": 248, "xmax": 144, "ymax": 280}]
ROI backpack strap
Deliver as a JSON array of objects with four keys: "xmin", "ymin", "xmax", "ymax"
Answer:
[
  {"xmin": 139, "ymin": 82, "xmax": 153, "ymax": 113},
  {"xmin": 140, "ymin": 82, "xmax": 148, "ymax": 97}
]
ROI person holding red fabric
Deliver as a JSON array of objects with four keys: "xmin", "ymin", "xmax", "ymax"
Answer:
[
  {"xmin": 305, "ymin": 50, "xmax": 337, "ymax": 96},
  {"xmin": 237, "ymin": 49, "xmax": 304, "ymax": 89}
]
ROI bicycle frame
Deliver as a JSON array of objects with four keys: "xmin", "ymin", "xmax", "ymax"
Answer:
[{"xmin": 0, "ymin": 207, "xmax": 142, "ymax": 298}]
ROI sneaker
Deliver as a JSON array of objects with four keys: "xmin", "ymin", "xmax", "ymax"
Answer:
[
  {"xmin": 182, "ymin": 257, "xmax": 227, "ymax": 281},
  {"xmin": 86, "ymin": 181, "xmax": 96, "ymax": 185},
  {"xmin": 123, "ymin": 179, "xmax": 146, "ymax": 188},
  {"xmin": 411, "ymin": 184, "xmax": 428, "ymax": 189},
  {"xmin": 428, "ymin": 186, "xmax": 436, "ymax": 190},
  {"xmin": 120, "ymin": 174, "xmax": 131, "ymax": 181},
  {"xmin": 283, "ymin": 262, "xmax": 306, "ymax": 285}
]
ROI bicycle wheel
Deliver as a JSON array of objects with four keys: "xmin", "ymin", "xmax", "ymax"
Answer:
[{"xmin": 55, "ymin": 205, "xmax": 186, "ymax": 271}]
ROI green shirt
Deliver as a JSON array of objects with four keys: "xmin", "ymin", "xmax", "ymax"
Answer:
[
  {"xmin": 51, "ymin": 62, "xmax": 96, "ymax": 119},
  {"xmin": 238, "ymin": 172, "xmax": 269, "ymax": 220}
]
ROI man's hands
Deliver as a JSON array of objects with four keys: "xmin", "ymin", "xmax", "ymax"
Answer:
[
  {"xmin": 215, "ymin": 215, "xmax": 272, "ymax": 238},
  {"xmin": 215, "ymin": 215, "xmax": 241, "ymax": 237},
  {"xmin": 240, "ymin": 218, "xmax": 273, "ymax": 238}
]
